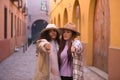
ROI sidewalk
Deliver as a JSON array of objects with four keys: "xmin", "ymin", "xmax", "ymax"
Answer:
[
  {"xmin": 84, "ymin": 67, "xmax": 107, "ymax": 80},
  {"xmin": 0, "ymin": 44, "xmax": 37, "ymax": 80},
  {"xmin": 0, "ymin": 44, "xmax": 106, "ymax": 80}
]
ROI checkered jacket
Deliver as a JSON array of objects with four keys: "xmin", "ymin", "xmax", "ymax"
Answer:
[{"xmin": 72, "ymin": 40, "xmax": 84, "ymax": 80}]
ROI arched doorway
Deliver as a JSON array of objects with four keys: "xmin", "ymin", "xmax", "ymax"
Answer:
[
  {"xmin": 93, "ymin": 0, "xmax": 110, "ymax": 73},
  {"xmin": 58, "ymin": 14, "xmax": 61, "ymax": 27},
  {"xmin": 72, "ymin": 0, "xmax": 81, "ymax": 36},
  {"xmin": 31, "ymin": 19, "xmax": 48, "ymax": 42},
  {"xmin": 54, "ymin": 17, "xmax": 56, "ymax": 24},
  {"xmin": 63, "ymin": 8, "xmax": 68, "ymax": 25}
]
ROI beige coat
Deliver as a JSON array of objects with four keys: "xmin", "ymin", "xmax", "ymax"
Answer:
[
  {"xmin": 34, "ymin": 39, "xmax": 50, "ymax": 80},
  {"xmin": 34, "ymin": 39, "xmax": 61, "ymax": 80}
]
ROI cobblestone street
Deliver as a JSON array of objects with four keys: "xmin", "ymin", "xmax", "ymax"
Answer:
[
  {"xmin": 0, "ymin": 44, "xmax": 106, "ymax": 80},
  {"xmin": 0, "ymin": 45, "xmax": 37, "ymax": 80}
]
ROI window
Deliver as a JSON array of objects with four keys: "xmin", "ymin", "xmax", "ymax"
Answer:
[
  {"xmin": 41, "ymin": 1, "xmax": 47, "ymax": 11},
  {"xmin": 4, "ymin": 7, "xmax": 7, "ymax": 39},
  {"xmin": 11, "ymin": 12, "xmax": 13, "ymax": 37}
]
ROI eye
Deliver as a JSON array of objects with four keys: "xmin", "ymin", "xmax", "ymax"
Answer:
[
  {"xmin": 64, "ymin": 30, "xmax": 70, "ymax": 33},
  {"xmin": 49, "ymin": 29, "xmax": 56, "ymax": 32},
  {"xmin": 53, "ymin": 30, "xmax": 56, "ymax": 32},
  {"xmin": 67, "ymin": 31, "xmax": 70, "ymax": 33}
]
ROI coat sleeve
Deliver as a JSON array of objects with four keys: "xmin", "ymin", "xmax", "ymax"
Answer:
[
  {"xmin": 36, "ymin": 39, "xmax": 50, "ymax": 53},
  {"xmin": 72, "ymin": 40, "xmax": 83, "ymax": 55}
]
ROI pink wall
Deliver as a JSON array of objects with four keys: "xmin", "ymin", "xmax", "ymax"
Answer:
[
  {"xmin": 0, "ymin": 0, "xmax": 27, "ymax": 62},
  {"xmin": 109, "ymin": 48, "xmax": 120, "ymax": 80},
  {"xmin": 0, "ymin": 39, "xmax": 10, "ymax": 62}
]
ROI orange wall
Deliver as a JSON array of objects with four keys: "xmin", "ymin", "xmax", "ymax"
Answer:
[{"xmin": 110, "ymin": 0, "xmax": 120, "ymax": 48}]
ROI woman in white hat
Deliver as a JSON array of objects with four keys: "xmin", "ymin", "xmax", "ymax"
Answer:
[
  {"xmin": 58, "ymin": 22, "xmax": 84, "ymax": 80},
  {"xmin": 34, "ymin": 24, "xmax": 61, "ymax": 80}
]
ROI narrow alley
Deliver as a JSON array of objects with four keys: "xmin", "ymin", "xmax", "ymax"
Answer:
[
  {"xmin": 0, "ymin": 44, "xmax": 106, "ymax": 80},
  {"xmin": 0, "ymin": 0, "xmax": 120, "ymax": 80}
]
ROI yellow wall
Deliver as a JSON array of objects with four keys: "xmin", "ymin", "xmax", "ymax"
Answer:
[
  {"xmin": 109, "ymin": 0, "xmax": 120, "ymax": 48},
  {"xmin": 50, "ymin": 0, "xmax": 92, "ymax": 65},
  {"xmin": 87, "ymin": 0, "xmax": 95, "ymax": 66},
  {"xmin": 50, "ymin": 0, "xmax": 120, "ymax": 79},
  {"xmin": 79, "ymin": 0, "xmax": 93, "ymax": 65},
  {"xmin": 50, "ymin": 0, "xmax": 61, "ymax": 12},
  {"xmin": 50, "ymin": 0, "xmax": 90, "ymax": 42},
  {"xmin": 78, "ymin": 0, "xmax": 90, "ymax": 43},
  {"xmin": 50, "ymin": 0, "xmax": 120, "ymax": 65}
]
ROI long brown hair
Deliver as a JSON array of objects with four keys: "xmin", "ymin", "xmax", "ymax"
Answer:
[{"xmin": 58, "ymin": 31, "xmax": 77, "ymax": 68}]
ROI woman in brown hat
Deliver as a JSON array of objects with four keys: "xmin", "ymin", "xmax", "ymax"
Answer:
[
  {"xmin": 58, "ymin": 22, "xmax": 84, "ymax": 80},
  {"xmin": 34, "ymin": 24, "xmax": 61, "ymax": 80}
]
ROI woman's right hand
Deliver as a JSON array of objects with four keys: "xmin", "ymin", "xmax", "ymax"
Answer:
[
  {"xmin": 44, "ymin": 43, "xmax": 51, "ymax": 53},
  {"xmin": 71, "ymin": 46, "xmax": 77, "ymax": 57}
]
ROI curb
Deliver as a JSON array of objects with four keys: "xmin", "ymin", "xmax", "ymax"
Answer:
[{"xmin": 87, "ymin": 66, "xmax": 108, "ymax": 80}]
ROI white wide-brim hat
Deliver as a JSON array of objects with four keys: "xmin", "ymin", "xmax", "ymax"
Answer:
[{"xmin": 40, "ymin": 24, "xmax": 59, "ymax": 35}]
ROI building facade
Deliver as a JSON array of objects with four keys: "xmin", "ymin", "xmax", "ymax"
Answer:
[
  {"xmin": 50, "ymin": 0, "xmax": 120, "ymax": 80},
  {"xmin": 0, "ymin": 0, "xmax": 27, "ymax": 62},
  {"xmin": 26, "ymin": 0, "xmax": 50, "ymax": 42}
]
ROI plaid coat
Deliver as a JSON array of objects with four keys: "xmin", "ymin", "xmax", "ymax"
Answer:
[{"xmin": 72, "ymin": 40, "xmax": 84, "ymax": 80}]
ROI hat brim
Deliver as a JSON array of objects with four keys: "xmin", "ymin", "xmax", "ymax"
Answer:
[
  {"xmin": 40, "ymin": 28, "xmax": 60, "ymax": 35},
  {"xmin": 59, "ymin": 28, "xmax": 80, "ymax": 36}
]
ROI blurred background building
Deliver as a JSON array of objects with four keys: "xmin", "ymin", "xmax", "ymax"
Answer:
[{"xmin": 26, "ymin": 0, "xmax": 50, "ymax": 45}]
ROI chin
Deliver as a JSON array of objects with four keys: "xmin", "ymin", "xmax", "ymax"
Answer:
[{"xmin": 64, "ymin": 38, "xmax": 68, "ymax": 40}]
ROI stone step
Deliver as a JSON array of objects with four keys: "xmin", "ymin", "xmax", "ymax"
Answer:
[{"xmin": 88, "ymin": 66, "xmax": 108, "ymax": 80}]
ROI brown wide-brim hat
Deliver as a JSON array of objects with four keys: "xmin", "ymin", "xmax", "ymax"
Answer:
[
  {"xmin": 59, "ymin": 22, "xmax": 80, "ymax": 36},
  {"xmin": 40, "ymin": 24, "xmax": 60, "ymax": 36}
]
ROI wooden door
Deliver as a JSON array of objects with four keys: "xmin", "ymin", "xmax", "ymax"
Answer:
[{"xmin": 93, "ymin": 0, "xmax": 110, "ymax": 73}]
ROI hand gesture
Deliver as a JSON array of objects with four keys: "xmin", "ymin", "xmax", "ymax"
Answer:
[
  {"xmin": 44, "ymin": 43, "xmax": 51, "ymax": 54},
  {"xmin": 71, "ymin": 46, "xmax": 77, "ymax": 56}
]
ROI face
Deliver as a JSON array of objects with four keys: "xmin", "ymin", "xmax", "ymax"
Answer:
[
  {"xmin": 63, "ymin": 29, "xmax": 72, "ymax": 40},
  {"xmin": 49, "ymin": 29, "xmax": 57, "ymax": 40}
]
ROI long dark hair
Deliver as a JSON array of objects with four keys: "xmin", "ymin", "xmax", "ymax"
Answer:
[
  {"xmin": 39, "ymin": 30, "xmax": 60, "ymax": 44},
  {"xmin": 58, "ymin": 31, "xmax": 77, "ymax": 68}
]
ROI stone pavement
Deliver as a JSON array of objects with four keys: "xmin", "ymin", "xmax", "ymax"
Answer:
[
  {"xmin": 0, "ymin": 44, "xmax": 106, "ymax": 80},
  {"xmin": 0, "ymin": 44, "xmax": 37, "ymax": 80},
  {"xmin": 84, "ymin": 67, "xmax": 107, "ymax": 80}
]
